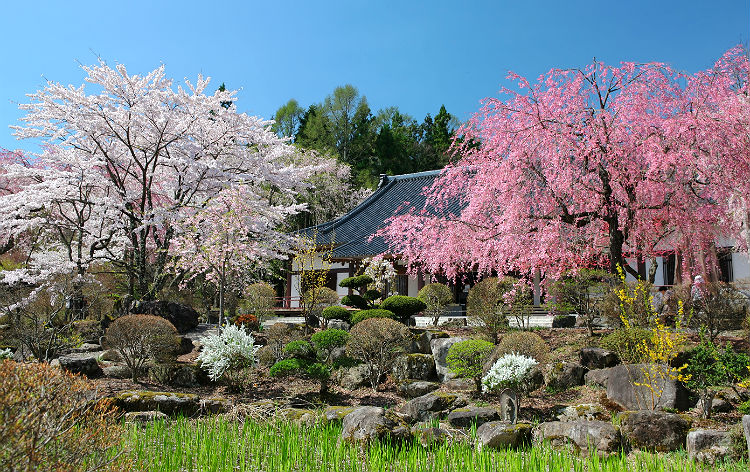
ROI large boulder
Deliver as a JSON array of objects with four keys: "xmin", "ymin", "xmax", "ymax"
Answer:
[
  {"xmin": 341, "ymin": 406, "xmax": 411, "ymax": 443},
  {"xmin": 476, "ymin": 421, "xmax": 533, "ymax": 450},
  {"xmin": 392, "ymin": 354, "xmax": 437, "ymax": 382},
  {"xmin": 125, "ymin": 411, "xmax": 168, "ymax": 423},
  {"xmin": 686, "ymin": 429, "xmax": 731, "ymax": 464},
  {"xmin": 129, "ymin": 300, "xmax": 200, "ymax": 334},
  {"xmin": 55, "ymin": 353, "xmax": 103, "ymax": 378},
  {"xmin": 397, "ymin": 381, "xmax": 440, "ymax": 398},
  {"xmin": 411, "ymin": 329, "xmax": 449, "ymax": 354},
  {"xmin": 324, "ymin": 406, "xmax": 355, "ymax": 424},
  {"xmin": 150, "ymin": 363, "xmax": 209, "ymax": 388},
  {"xmin": 334, "ymin": 364, "xmax": 372, "ymax": 390},
  {"xmin": 327, "ymin": 319, "xmax": 350, "ymax": 331},
  {"xmin": 584, "ymin": 368, "xmax": 611, "ymax": 388},
  {"xmin": 534, "ymin": 420, "xmax": 621, "ymax": 457},
  {"xmin": 69, "ymin": 343, "xmax": 102, "ymax": 354},
  {"xmin": 544, "ymin": 362, "xmax": 586, "ymax": 392},
  {"xmin": 113, "ymin": 390, "xmax": 231, "ymax": 416},
  {"xmin": 397, "ymin": 391, "xmax": 468, "ymax": 424},
  {"xmin": 102, "ymin": 364, "xmax": 132, "ymax": 379},
  {"xmin": 556, "ymin": 404, "xmax": 608, "ymax": 422},
  {"xmin": 606, "ymin": 364, "xmax": 692, "ymax": 411},
  {"xmin": 446, "ymin": 406, "xmax": 500, "ymax": 428},
  {"xmin": 579, "ymin": 348, "xmax": 619, "ymax": 369},
  {"xmin": 430, "ymin": 337, "xmax": 468, "ymax": 382},
  {"xmin": 618, "ymin": 410, "xmax": 691, "ymax": 452}
]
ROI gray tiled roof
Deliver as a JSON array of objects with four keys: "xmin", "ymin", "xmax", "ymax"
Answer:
[{"xmin": 300, "ymin": 170, "xmax": 457, "ymax": 259}]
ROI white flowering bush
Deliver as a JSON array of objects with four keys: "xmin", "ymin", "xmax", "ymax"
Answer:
[
  {"xmin": 363, "ymin": 257, "xmax": 397, "ymax": 294},
  {"xmin": 0, "ymin": 348, "xmax": 13, "ymax": 360},
  {"xmin": 482, "ymin": 352, "xmax": 538, "ymax": 394},
  {"xmin": 197, "ymin": 324, "xmax": 259, "ymax": 381}
]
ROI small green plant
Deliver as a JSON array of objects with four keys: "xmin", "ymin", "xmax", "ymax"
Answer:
[
  {"xmin": 685, "ymin": 333, "xmax": 750, "ymax": 418},
  {"xmin": 446, "ymin": 339, "xmax": 495, "ymax": 393}
]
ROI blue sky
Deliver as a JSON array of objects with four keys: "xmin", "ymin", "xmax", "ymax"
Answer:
[{"xmin": 1, "ymin": 0, "xmax": 748, "ymax": 153}]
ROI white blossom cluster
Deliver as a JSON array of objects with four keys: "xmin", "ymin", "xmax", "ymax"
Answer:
[
  {"xmin": 363, "ymin": 257, "xmax": 397, "ymax": 294},
  {"xmin": 482, "ymin": 352, "xmax": 538, "ymax": 393},
  {"xmin": 196, "ymin": 324, "xmax": 258, "ymax": 381},
  {"xmin": 0, "ymin": 348, "xmax": 13, "ymax": 360}
]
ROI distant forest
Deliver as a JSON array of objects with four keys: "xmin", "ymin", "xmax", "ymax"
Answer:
[{"xmin": 271, "ymin": 84, "xmax": 460, "ymax": 189}]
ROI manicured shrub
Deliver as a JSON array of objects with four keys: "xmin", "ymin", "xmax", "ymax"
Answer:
[
  {"xmin": 418, "ymin": 283, "xmax": 454, "ymax": 326},
  {"xmin": 488, "ymin": 331, "xmax": 549, "ymax": 369},
  {"xmin": 379, "ymin": 295, "xmax": 426, "ymax": 323},
  {"xmin": 339, "ymin": 275, "xmax": 374, "ymax": 290},
  {"xmin": 446, "ymin": 339, "xmax": 495, "ymax": 393},
  {"xmin": 482, "ymin": 353, "xmax": 539, "ymax": 401},
  {"xmin": 322, "ymin": 306, "xmax": 351, "ymax": 322},
  {"xmin": 196, "ymin": 324, "xmax": 258, "ymax": 382},
  {"xmin": 283, "ymin": 340, "xmax": 316, "ymax": 360},
  {"xmin": 0, "ymin": 360, "xmax": 126, "ymax": 471},
  {"xmin": 350, "ymin": 308, "xmax": 395, "ymax": 325},
  {"xmin": 269, "ymin": 358, "xmax": 307, "ymax": 377},
  {"xmin": 346, "ymin": 318, "xmax": 412, "ymax": 390},
  {"xmin": 311, "ymin": 329, "xmax": 349, "ymax": 361},
  {"xmin": 105, "ymin": 314, "xmax": 179, "ymax": 382},
  {"xmin": 241, "ymin": 282, "xmax": 277, "ymax": 320},
  {"xmin": 273, "ymin": 330, "xmax": 348, "ymax": 395},
  {"xmin": 341, "ymin": 294, "xmax": 370, "ymax": 310},
  {"xmin": 599, "ymin": 327, "xmax": 652, "ymax": 364},
  {"xmin": 234, "ymin": 313, "xmax": 260, "ymax": 331}
]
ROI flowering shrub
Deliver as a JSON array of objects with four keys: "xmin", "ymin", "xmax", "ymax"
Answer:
[
  {"xmin": 196, "ymin": 324, "xmax": 258, "ymax": 381},
  {"xmin": 363, "ymin": 257, "xmax": 397, "ymax": 294},
  {"xmin": 482, "ymin": 353, "xmax": 538, "ymax": 396},
  {"xmin": 0, "ymin": 348, "xmax": 12, "ymax": 360}
]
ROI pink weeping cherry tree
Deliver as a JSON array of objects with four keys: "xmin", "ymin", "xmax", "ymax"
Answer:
[{"xmin": 380, "ymin": 48, "xmax": 750, "ymax": 285}]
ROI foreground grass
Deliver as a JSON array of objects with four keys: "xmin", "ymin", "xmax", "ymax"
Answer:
[{"xmin": 125, "ymin": 417, "xmax": 747, "ymax": 472}]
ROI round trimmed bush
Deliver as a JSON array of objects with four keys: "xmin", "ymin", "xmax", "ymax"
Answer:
[
  {"xmin": 350, "ymin": 309, "xmax": 395, "ymax": 325},
  {"xmin": 341, "ymin": 294, "xmax": 370, "ymax": 310},
  {"xmin": 488, "ymin": 331, "xmax": 550, "ymax": 368},
  {"xmin": 446, "ymin": 339, "xmax": 495, "ymax": 392},
  {"xmin": 379, "ymin": 295, "xmax": 426, "ymax": 323},
  {"xmin": 283, "ymin": 340, "xmax": 315, "ymax": 360},
  {"xmin": 322, "ymin": 306, "xmax": 350, "ymax": 322},
  {"xmin": 339, "ymin": 275, "xmax": 374, "ymax": 290},
  {"xmin": 270, "ymin": 358, "xmax": 307, "ymax": 377},
  {"xmin": 311, "ymin": 329, "xmax": 349, "ymax": 353}
]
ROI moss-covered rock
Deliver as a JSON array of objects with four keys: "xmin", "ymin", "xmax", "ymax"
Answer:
[
  {"xmin": 112, "ymin": 390, "xmax": 230, "ymax": 416},
  {"xmin": 324, "ymin": 406, "xmax": 355, "ymax": 424}
]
